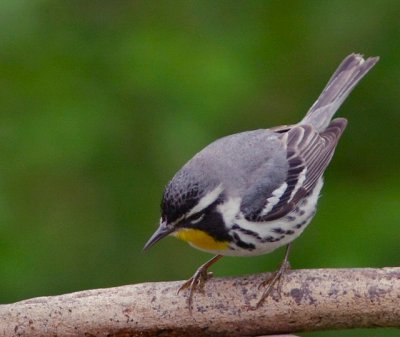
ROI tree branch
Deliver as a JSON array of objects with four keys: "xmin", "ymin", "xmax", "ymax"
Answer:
[{"xmin": 1, "ymin": 267, "xmax": 399, "ymax": 337}]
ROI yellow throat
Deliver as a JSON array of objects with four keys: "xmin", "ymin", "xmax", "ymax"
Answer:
[{"xmin": 174, "ymin": 228, "xmax": 229, "ymax": 251}]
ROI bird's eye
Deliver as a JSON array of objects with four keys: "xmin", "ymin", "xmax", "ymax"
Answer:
[{"xmin": 190, "ymin": 213, "xmax": 204, "ymax": 225}]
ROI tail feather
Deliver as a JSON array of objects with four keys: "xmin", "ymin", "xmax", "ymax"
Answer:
[{"xmin": 301, "ymin": 53, "xmax": 379, "ymax": 132}]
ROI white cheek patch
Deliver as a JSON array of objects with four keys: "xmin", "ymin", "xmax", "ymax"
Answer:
[
  {"xmin": 261, "ymin": 182, "xmax": 288, "ymax": 216},
  {"xmin": 217, "ymin": 197, "xmax": 241, "ymax": 228},
  {"xmin": 186, "ymin": 184, "xmax": 224, "ymax": 217}
]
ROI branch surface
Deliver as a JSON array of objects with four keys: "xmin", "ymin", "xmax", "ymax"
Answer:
[{"xmin": 1, "ymin": 267, "xmax": 399, "ymax": 337}]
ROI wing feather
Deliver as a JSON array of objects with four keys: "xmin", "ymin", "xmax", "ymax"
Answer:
[{"xmin": 245, "ymin": 118, "xmax": 347, "ymax": 222}]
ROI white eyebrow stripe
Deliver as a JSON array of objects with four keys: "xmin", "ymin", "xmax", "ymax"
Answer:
[
  {"xmin": 186, "ymin": 184, "xmax": 224, "ymax": 217},
  {"xmin": 167, "ymin": 215, "xmax": 184, "ymax": 228}
]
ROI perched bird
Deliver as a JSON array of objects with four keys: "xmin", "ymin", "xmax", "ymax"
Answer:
[{"xmin": 144, "ymin": 53, "xmax": 379, "ymax": 309}]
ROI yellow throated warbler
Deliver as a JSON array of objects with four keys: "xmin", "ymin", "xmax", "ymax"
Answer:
[{"xmin": 144, "ymin": 54, "xmax": 379, "ymax": 309}]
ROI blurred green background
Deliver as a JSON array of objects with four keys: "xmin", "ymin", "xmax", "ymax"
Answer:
[{"xmin": 0, "ymin": 1, "xmax": 399, "ymax": 336}]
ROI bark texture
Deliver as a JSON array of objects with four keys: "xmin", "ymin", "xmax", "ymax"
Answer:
[{"xmin": 0, "ymin": 267, "xmax": 399, "ymax": 337}]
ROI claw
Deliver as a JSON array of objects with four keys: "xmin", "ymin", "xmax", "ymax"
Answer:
[
  {"xmin": 253, "ymin": 244, "xmax": 292, "ymax": 310},
  {"xmin": 177, "ymin": 267, "xmax": 209, "ymax": 294},
  {"xmin": 177, "ymin": 255, "xmax": 223, "ymax": 312},
  {"xmin": 255, "ymin": 259, "xmax": 290, "ymax": 308},
  {"xmin": 177, "ymin": 267, "xmax": 209, "ymax": 311}
]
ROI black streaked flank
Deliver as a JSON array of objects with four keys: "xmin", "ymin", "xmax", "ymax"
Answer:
[
  {"xmin": 261, "ymin": 236, "xmax": 282, "ymax": 243},
  {"xmin": 232, "ymin": 233, "xmax": 255, "ymax": 250},
  {"xmin": 232, "ymin": 224, "xmax": 263, "ymax": 240}
]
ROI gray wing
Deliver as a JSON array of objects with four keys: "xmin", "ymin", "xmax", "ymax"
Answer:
[{"xmin": 241, "ymin": 118, "xmax": 347, "ymax": 221}]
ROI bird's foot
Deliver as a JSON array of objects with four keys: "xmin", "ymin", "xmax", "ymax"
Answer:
[
  {"xmin": 177, "ymin": 267, "xmax": 213, "ymax": 312},
  {"xmin": 177, "ymin": 255, "xmax": 223, "ymax": 312},
  {"xmin": 252, "ymin": 259, "xmax": 291, "ymax": 310}
]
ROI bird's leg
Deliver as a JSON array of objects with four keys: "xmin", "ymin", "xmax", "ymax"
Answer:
[
  {"xmin": 255, "ymin": 243, "xmax": 292, "ymax": 309},
  {"xmin": 177, "ymin": 254, "xmax": 223, "ymax": 311}
]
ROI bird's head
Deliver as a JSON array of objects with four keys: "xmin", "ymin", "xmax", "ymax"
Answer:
[{"xmin": 144, "ymin": 167, "xmax": 231, "ymax": 252}]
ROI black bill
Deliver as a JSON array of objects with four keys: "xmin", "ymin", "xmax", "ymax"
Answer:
[{"xmin": 143, "ymin": 221, "xmax": 174, "ymax": 251}]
